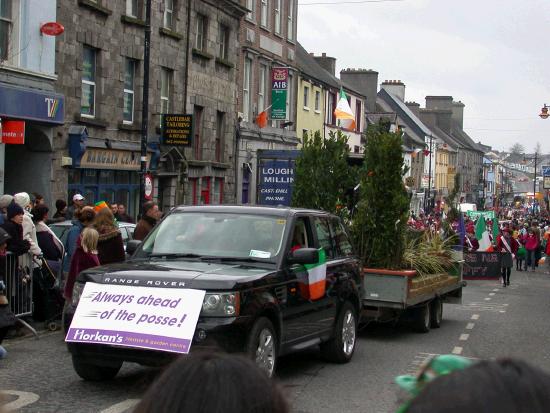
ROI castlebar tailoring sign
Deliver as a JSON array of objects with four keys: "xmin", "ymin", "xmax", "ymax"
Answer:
[
  {"xmin": 161, "ymin": 114, "xmax": 193, "ymax": 146},
  {"xmin": 1, "ymin": 120, "xmax": 25, "ymax": 144},
  {"xmin": 271, "ymin": 68, "xmax": 288, "ymax": 120},
  {"xmin": 80, "ymin": 149, "xmax": 149, "ymax": 171}
]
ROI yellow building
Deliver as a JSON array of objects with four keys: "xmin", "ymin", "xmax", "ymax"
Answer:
[{"xmin": 296, "ymin": 76, "xmax": 325, "ymax": 143}]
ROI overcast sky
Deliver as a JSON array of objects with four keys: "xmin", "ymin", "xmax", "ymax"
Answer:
[{"xmin": 297, "ymin": 0, "xmax": 550, "ymax": 154}]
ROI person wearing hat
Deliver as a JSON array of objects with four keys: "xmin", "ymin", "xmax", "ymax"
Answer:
[
  {"xmin": 497, "ymin": 228, "xmax": 518, "ymax": 287},
  {"xmin": 65, "ymin": 193, "xmax": 85, "ymax": 221},
  {"xmin": 0, "ymin": 194, "xmax": 13, "ymax": 226},
  {"xmin": 13, "ymin": 192, "xmax": 41, "ymax": 258},
  {"xmin": 1, "ymin": 203, "xmax": 31, "ymax": 256},
  {"xmin": 0, "ymin": 227, "xmax": 17, "ymax": 359}
]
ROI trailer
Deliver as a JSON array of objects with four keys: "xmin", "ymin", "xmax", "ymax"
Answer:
[{"xmin": 361, "ymin": 262, "xmax": 466, "ymax": 333}]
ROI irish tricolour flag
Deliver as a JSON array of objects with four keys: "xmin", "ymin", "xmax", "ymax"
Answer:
[
  {"xmin": 298, "ymin": 249, "xmax": 327, "ymax": 301},
  {"xmin": 334, "ymin": 89, "xmax": 356, "ymax": 131},
  {"xmin": 475, "ymin": 218, "xmax": 494, "ymax": 252}
]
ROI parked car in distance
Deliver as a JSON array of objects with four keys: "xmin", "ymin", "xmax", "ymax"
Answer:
[
  {"xmin": 50, "ymin": 220, "xmax": 136, "ymax": 249},
  {"xmin": 63, "ymin": 205, "xmax": 363, "ymax": 380}
]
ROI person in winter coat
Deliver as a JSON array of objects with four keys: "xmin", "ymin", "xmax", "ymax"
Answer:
[
  {"xmin": 13, "ymin": 192, "xmax": 42, "ymax": 258},
  {"xmin": 51, "ymin": 199, "xmax": 67, "ymax": 223},
  {"xmin": 1, "ymin": 203, "xmax": 31, "ymax": 256},
  {"xmin": 63, "ymin": 207, "xmax": 96, "ymax": 273},
  {"xmin": 116, "ymin": 204, "xmax": 134, "ymax": 223},
  {"xmin": 0, "ymin": 195, "xmax": 13, "ymax": 226},
  {"xmin": 0, "ymin": 227, "xmax": 17, "ymax": 359},
  {"xmin": 32, "ymin": 205, "xmax": 64, "ymax": 271},
  {"xmin": 64, "ymin": 228, "xmax": 100, "ymax": 301},
  {"xmin": 134, "ymin": 201, "xmax": 162, "ymax": 241},
  {"xmin": 497, "ymin": 229, "xmax": 518, "ymax": 287},
  {"xmin": 94, "ymin": 207, "xmax": 125, "ymax": 265},
  {"xmin": 524, "ymin": 228, "xmax": 539, "ymax": 272},
  {"xmin": 464, "ymin": 229, "xmax": 479, "ymax": 252}
]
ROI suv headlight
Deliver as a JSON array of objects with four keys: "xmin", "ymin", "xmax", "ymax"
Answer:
[
  {"xmin": 71, "ymin": 282, "xmax": 85, "ymax": 307},
  {"xmin": 201, "ymin": 292, "xmax": 240, "ymax": 317}
]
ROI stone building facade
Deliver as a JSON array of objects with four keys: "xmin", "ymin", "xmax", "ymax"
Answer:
[{"xmin": 54, "ymin": 0, "xmax": 245, "ymax": 217}]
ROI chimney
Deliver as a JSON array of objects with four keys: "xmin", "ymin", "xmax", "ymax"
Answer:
[
  {"xmin": 340, "ymin": 68, "xmax": 379, "ymax": 112},
  {"xmin": 405, "ymin": 101, "xmax": 420, "ymax": 117},
  {"xmin": 452, "ymin": 101, "xmax": 465, "ymax": 130},
  {"xmin": 381, "ymin": 80, "xmax": 405, "ymax": 102},
  {"xmin": 425, "ymin": 96, "xmax": 453, "ymax": 110},
  {"xmin": 313, "ymin": 52, "xmax": 336, "ymax": 76}
]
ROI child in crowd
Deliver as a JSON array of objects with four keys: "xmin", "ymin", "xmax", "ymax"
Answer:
[{"xmin": 64, "ymin": 227, "xmax": 100, "ymax": 301}]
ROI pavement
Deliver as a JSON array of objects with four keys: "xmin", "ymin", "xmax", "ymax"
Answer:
[{"xmin": 1, "ymin": 267, "xmax": 550, "ymax": 412}]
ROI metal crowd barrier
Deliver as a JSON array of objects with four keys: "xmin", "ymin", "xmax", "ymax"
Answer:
[{"xmin": 4, "ymin": 252, "xmax": 38, "ymax": 338}]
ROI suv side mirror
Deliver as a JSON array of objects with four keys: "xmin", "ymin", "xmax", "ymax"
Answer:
[
  {"xmin": 288, "ymin": 248, "xmax": 319, "ymax": 265},
  {"xmin": 126, "ymin": 239, "xmax": 141, "ymax": 256}
]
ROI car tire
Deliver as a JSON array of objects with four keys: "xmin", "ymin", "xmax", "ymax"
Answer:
[
  {"xmin": 72, "ymin": 356, "xmax": 122, "ymax": 381},
  {"xmin": 412, "ymin": 303, "xmax": 430, "ymax": 333},
  {"xmin": 246, "ymin": 317, "xmax": 277, "ymax": 378},
  {"xmin": 320, "ymin": 301, "xmax": 357, "ymax": 363},
  {"xmin": 430, "ymin": 298, "xmax": 443, "ymax": 329}
]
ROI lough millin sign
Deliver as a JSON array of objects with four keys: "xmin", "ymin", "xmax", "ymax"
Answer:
[{"xmin": 161, "ymin": 114, "xmax": 193, "ymax": 146}]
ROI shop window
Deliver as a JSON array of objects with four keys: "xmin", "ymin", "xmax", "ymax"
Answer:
[
  {"xmin": 200, "ymin": 177, "xmax": 210, "ymax": 205},
  {"xmin": 0, "ymin": 0, "xmax": 13, "ymax": 61},
  {"xmin": 115, "ymin": 189, "xmax": 130, "ymax": 208},
  {"xmin": 243, "ymin": 57, "xmax": 252, "ymax": 122},
  {"xmin": 163, "ymin": 0, "xmax": 174, "ymax": 29},
  {"xmin": 68, "ymin": 169, "xmax": 81, "ymax": 185},
  {"xmin": 218, "ymin": 24, "xmax": 229, "ymax": 60},
  {"xmin": 116, "ymin": 171, "xmax": 130, "ymax": 185},
  {"xmin": 123, "ymin": 58, "xmax": 136, "ymax": 124},
  {"xmin": 215, "ymin": 111, "xmax": 225, "ymax": 163},
  {"xmin": 84, "ymin": 188, "xmax": 96, "ymax": 205},
  {"xmin": 213, "ymin": 178, "xmax": 223, "ymax": 204},
  {"xmin": 160, "ymin": 67, "xmax": 172, "ymax": 114},
  {"xmin": 82, "ymin": 169, "xmax": 97, "ymax": 185},
  {"xmin": 274, "ymin": 0, "xmax": 281, "ymax": 34},
  {"xmin": 99, "ymin": 190, "xmax": 114, "ymax": 204},
  {"xmin": 193, "ymin": 105, "xmax": 203, "ymax": 160},
  {"xmin": 98, "ymin": 170, "xmax": 115, "ymax": 185},
  {"xmin": 195, "ymin": 14, "xmax": 207, "ymax": 51},
  {"xmin": 81, "ymin": 46, "xmax": 97, "ymax": 117}
]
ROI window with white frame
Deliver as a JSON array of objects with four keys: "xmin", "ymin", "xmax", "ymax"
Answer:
[
  {"xmin": 81, "ymin": 46, "xmax": 97, "ymax": 117},
  {"xmin": 195, "ymin": 14, "xmax": 207, "ymax": 51},
  {"xmin": 126, "ymin": 0, "xmax": 139, "ymax": 17},
  {"xmin": 123, "ymin": 58, "xmax": 136, "ymax": 123},
  {"xmin": 287, "ymin": 0, "xmax": 294, "ymax": 40},
  {"xmin": 160, "ymin": 68, "xmax": 171, "ymax": 114},
  {"xmin": 246, "ymin": 0, "xmax": 254, "ymax": 20},
  {"xmin": 218, "ymin": 24, "xmax": 228, "ymax": 60},
  {"xmin": 163, "ymin": 0, "xmax": 174, "ymax": 29},
  {"xmin": 0, "ymin": 0, "xmax": 12, "ymax": 61},
  {"xmin": 303, "ymin": 86, "xmax": 309, "ymax": 109},
  {"xmin": 260, "ymin": 0, "xmax": 268, "ymax": 28},
  {"xmin": 243, "ymin": 57, "xmax": 252, "ymax": 121},
  {"xmin": 258, "ymin": 63, "xmax": 267, "ymax": 113},
  {"xmin": 315, "ymin": 90, "xmax": 320, "ymax": 111},
  {"xmin": 274, "ymin": 0, "xmax": 281, "ymax": 34}
]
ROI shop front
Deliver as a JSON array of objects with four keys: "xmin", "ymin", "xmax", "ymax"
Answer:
[
  {"xmin": 0, "ymin": 82, "xmax": 64, "ymax": 202},
  {"xmin": 68, "ymin": 127, "xmax": 156, "ymax": 219}
]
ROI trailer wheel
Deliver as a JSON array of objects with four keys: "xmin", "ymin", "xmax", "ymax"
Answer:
[
  {"xmin": 412, "ymin": 303, "xmax": 430, "ymax": 333},
  {"xmin": 430, "ymin": 298, "xmax": 443, "ymax": 328}
]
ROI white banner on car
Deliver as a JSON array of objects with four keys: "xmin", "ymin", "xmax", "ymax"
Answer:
[{"xmin": 65, "ymin": 282, "xmax": 206, "ymax": 354}]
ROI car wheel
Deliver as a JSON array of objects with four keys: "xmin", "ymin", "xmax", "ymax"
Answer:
[
  {"xmin": 412, "ymin": 303, "xmax": 430, "ymax": 333},
  {"xmin": 72, "ymin": 356, "xmax": 122, "ymax": 381},
  {"xmin": 320, "ymin": 301, "xmax": 357, "ymax": 363},
  {"xmin": 246, "ymin": 317, "xmax": 277, "ymax": 378},
  {"xmin": 430, "ymin": 298, "xmax": 443, "ymax": 328}
]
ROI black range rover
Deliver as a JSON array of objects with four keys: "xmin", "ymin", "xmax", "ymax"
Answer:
[{"xmin": 64, "ymin": 205, "xmax": 363, "ymax": 380}]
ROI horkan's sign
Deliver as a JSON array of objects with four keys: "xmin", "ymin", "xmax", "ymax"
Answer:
[
  {"xmin": 271, "ymin": 68, "xmax": 288, "ymax": 120},
  {"xmin": 1, "ymin": 120, "xmax": 25, "ymax": 144}
]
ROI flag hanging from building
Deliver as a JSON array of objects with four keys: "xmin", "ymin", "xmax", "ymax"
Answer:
[
  {"xmin": 256, "ymin": 110, "xmax": 268, "ymax": 128},
  {"xmin": 475, "ymin": 217, "xmax": 494, "ymax": 252},
  {"xmin": 334, "ymin": 88, "xmax": 356, "ymax": 131}
]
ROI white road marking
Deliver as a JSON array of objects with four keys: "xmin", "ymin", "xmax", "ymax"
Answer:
[
  {"xmin": 460, "ymin": 334, "xmax": 470, "ymax": 341},
  {"xmin": 493, "ymin": 289, "xmax": 499, "ymax": 292},
  {"xmin": 471, "ymin": 314, "xmax": 480, "ymax": 320},
  {"xmin": 1, "ymin": 391, "xmax": 40, "ymax": 411},
  {"xmin": 452, "ymin": 346, "xmax": 463, "ymax": 355},
  {"xmin": 489, "ymin": 293, "xmax": 495, "ymax": 296},
  {"xmin": 99, "ymin": 399, "xmax": 141, "ymax": 413},
  {"xmin": 484, "ymin": 297, "xmax": 491, "ymax": 301},
  {"xmin": 499, "ymin": 310, "xmax": 506, "ymax": 313},
  {"xmin": 466, "ymin": 322, "xmax": 475, "ymax": 330}
]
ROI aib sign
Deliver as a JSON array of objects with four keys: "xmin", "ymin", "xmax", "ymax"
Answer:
[
  {"xmin": 271, "ymin": 68, "xmax": 288, "ymax": 120},
  {"xmin": 258, "ymin": 159, "xmax": 295, "ymax": 206}
]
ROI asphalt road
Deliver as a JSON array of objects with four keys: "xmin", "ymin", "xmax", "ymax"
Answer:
[{"xmin": 2, "ymin": 268, "xmax": 550, "ymax": 413}]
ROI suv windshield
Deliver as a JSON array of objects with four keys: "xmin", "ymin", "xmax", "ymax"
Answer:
[{"xmin": 135, "ymin": 212, "xmax": 287, "ymax": 261}]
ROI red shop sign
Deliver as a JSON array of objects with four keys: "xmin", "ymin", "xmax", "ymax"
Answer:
[
  {"xmin": 1, "ymin": 120, "xmax": 25, "ymax": 144},
  {"xmin": 40, "ymin": 22, "xmax": 65, "ymax": 36}
]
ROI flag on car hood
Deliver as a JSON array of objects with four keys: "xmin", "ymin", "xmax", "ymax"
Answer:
[{"xmin": 334, "ymin": 88, "xmax": 356, "ymax": 131}]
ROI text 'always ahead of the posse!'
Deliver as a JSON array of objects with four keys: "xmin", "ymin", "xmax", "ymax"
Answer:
[{"xmin": 65, "ymin": 283, "xmax": 206, "ymax": 354}]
